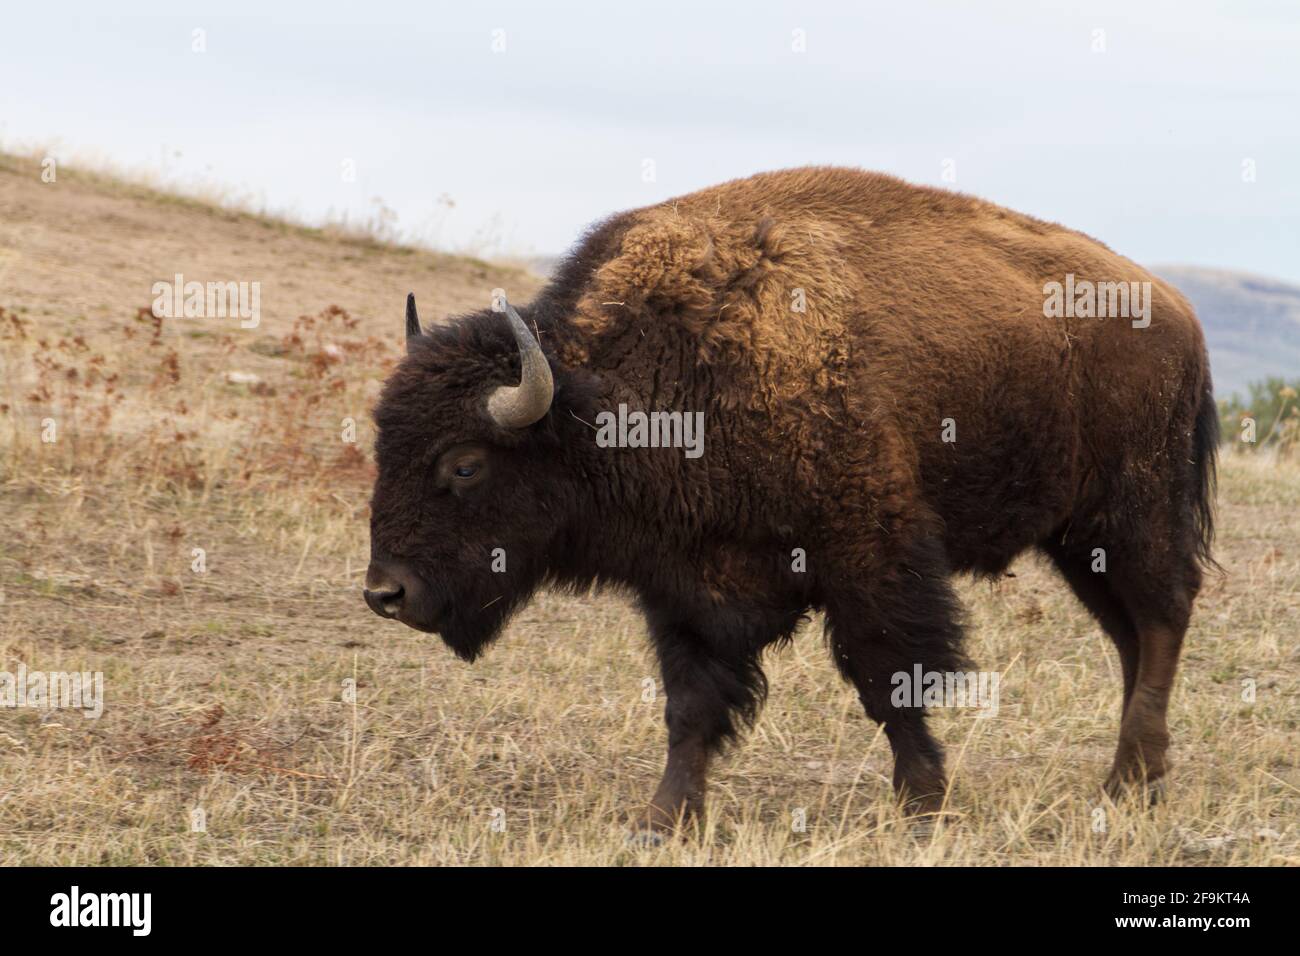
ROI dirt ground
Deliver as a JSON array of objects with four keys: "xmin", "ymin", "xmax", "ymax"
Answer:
[{"xmin": 1, "ymin": 151, "xmax": 1296, "ymax": 865}]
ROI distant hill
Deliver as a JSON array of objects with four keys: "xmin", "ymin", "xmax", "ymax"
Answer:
[{"xmin": 1154, "ymin": 266, "xmax": 1300, "ymax": 399}]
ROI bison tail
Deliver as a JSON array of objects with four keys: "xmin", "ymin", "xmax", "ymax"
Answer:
[{"xmin": 1190, "ymin": 369, "xmax": 1221, "ymax": 573}]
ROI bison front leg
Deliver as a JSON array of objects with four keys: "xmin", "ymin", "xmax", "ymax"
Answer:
[
  {"xmin": 633, "ymin": 701, "xmax": 712, "ymax": 836},
  {"xmin": 629, "ymin": 624, "xmax": 765, "ymax": 839},
  {"xmin": 825, "ymin": 560, "xmax": 968, "ymax": 818}
]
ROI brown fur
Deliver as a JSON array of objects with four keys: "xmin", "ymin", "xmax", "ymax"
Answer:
[{"xmin": 366, "ymin": 167, "xmax": 1216, "ymax": 831}]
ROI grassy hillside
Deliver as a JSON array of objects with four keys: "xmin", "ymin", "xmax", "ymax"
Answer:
[{"xmin": 0, "ymin": 153, "xmax": 1296, "ymax": 865}]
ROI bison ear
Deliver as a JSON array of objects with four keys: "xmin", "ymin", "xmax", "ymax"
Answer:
[{"xmin": 405, "ymin": 293, "xmax": 421, "ymax": 350}]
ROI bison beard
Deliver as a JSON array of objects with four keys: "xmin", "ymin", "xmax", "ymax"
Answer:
[
  {"xmin": 366, "ymin": 167, "xmax": 1217, "ymax": 835},
  {"xmin": 437, "ymin": 591, "xmax": 522, "ymax": 663}
]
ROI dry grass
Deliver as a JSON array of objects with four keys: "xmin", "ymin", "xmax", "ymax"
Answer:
[{"xmin": 1, "ymin": 151, "xmax": 1297, "ymax": 866}]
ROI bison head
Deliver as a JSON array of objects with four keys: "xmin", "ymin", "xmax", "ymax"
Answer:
[{"xmin": 364, "ymin": 293, "xmax": 589, "ymax": 660}]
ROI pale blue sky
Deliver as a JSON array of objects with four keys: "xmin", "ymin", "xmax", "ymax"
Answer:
[{"xmin": 3, "ymin": 0, "xmax": 1297, "ymax": 280}]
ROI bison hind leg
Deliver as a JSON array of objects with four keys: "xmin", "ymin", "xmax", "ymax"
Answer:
[
  {"xmin": 1042, "ymin": 509, "xmax": 1205, "ymax": 802},
  {"xmin": 1041, "ymin": 539, "xmax": 1141, "ymax": 714}
]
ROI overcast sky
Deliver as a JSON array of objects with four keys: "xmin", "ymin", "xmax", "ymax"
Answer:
[{"xmin": 3, "ymin": 0, "xmax": 1297, "ymax": 281}]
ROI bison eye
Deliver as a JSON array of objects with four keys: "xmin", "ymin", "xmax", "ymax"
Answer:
[{"xmin": 437, "ymin": 444, "xmax": 488, "ymax": 489}]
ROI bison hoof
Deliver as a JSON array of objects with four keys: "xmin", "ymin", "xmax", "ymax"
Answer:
[
  {"xmin": 898, "ymin": 784, "xmax": 947, "ymax": 819},
  {"xmin": 906, "ymin": 816, "xmax": 938, "ymax": 840},
  {"xmin": 623, "ymin": 802, "xmax": 695, "ymax": 845},
  {"xmin": 623, "ymin": 826, "xmax": 668, "ymax": 848},
  {"xmin": 1104, "ymin": 773, "xmax": 1166, "ymax": 806}
]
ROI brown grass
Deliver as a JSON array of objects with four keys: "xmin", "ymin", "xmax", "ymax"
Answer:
[{"xmin": 0, "ymin": 151, "xmax": 1297, "ymax": 865}]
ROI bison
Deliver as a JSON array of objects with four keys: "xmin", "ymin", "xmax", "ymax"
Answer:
[{"xmin": 364, "ymin": 167, "xmax": 1216, "ymax": 834}]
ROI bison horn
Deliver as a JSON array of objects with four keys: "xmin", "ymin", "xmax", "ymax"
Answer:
[
  {"xmin": 405, "ymin": 293, "xmax": 422, "ymax": 349},
  {"xmin": 487, "ymin": 295, "xmax": 553, "ymax": 428}
]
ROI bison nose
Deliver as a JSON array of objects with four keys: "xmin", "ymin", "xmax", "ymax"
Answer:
[
  {"xmin": 363, "ymin": 562, "xmax": 417, "ymax": 620},
  {"xmin": 364, "ymin": 581, "xmax": 404, "ymax": 619}
]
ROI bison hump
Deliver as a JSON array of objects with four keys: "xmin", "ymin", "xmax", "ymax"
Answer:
[{"xmin": 569, "ymin": 206, "xmax": 855, "ymax": 401}]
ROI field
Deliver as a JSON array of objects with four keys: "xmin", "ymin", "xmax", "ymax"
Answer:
[{"xmin": 1, "ymin": 151, "xmax": 1297, "ymax": 866}]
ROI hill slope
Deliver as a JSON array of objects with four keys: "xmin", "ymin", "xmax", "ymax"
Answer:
[{"xmin": 0, "ymin": 151, "xmax": 541, "ymax": 342}]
